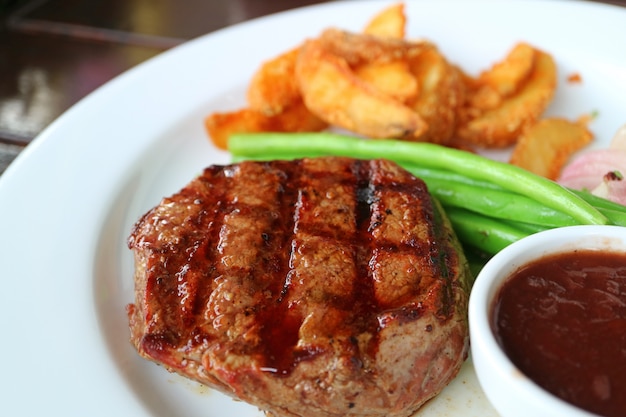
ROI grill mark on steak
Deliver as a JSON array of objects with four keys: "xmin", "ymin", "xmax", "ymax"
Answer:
[
  {"xmin": 127, "ymin": 156, "xmax": 471, "ymax": 417},
  {"xmin": 274, "ymin": 158, "xmax": 364, "ymax": 374},
  {"xmin": 130, "ymin": 171, "xmax": 229, "ymax": 356}
]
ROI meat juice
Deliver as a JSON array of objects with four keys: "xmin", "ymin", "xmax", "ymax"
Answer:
[{"xmin": 491, "ymin": 250, "xmax": 626, "ymax": 417}]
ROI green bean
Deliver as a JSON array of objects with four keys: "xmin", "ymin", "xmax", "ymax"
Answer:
[
  {"xmin": 443, "ymin": 207, "xmax": 530, "ymax": 255},
  {"xmin": 569, "ymin": 188, "xmax": 626, "ymax": 213},
  {"xmin": 564, "ymin": 190, "xmax": 626, "ymax": 225},
  {"xmin": 401, "ymin": 165, "xmax": 501, "ymax": 190},
  {"xmin": 228, "ymin": 132, "xmax": 609, "ymax": 225},
  {"xmin": 503, "ymin": 220, "xmax": 551, "ymax": 235},
  {"xmin": 232, "ymin": 151, "xmax": 502, "ymax": 193},
  {"xmin": 462, "ymin": 246, "xmax": 492, "ymax": 277},
  {"xmin": 404, "ymin": 165, "xmax": 626, "ymax": 226},
  {"xmin": 596, "ymin": 207, "xmax": 626, "ymax": 227},
  {"xmin": 231, "ymin": 153, "xmax": 324, "ymax": 163},
  {"xmin": 423, "ymin": 177, "xmax": 578, "ymax": 228}
]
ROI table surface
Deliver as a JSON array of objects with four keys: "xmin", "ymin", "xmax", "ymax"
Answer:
[{"xmin": 0, "ymin": 0, "xmax": 624, "ymax": 175}]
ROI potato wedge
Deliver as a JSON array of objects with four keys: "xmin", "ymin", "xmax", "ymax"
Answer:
[
  {"xmin": 247, "ymin": 47, "xmax": 302, "ymax": 116},
  {"xmin": 363, "ymin": 3, "xmax": 406, "ymax": 39},
  {"xmin": 408, "ymin": 48, "xmax": 465, "ymax": 144},
  {"xmin": 316, "ymin": 28, "xmax": 429, "ymax": 67},
  {"xmin": 295, "ymin": 37, "xmax": 428, "ymax": 139},
  {"xmin": 247, "ymin": 3, "xmax": 407, "ymax": 116},
  {"xmin": 354, "ymin": 60, "xmax": 419, "ymax": 103},
  {"xmin": 456, "ymin": 49, "xmax": 557, "ymax": 148},
  {"xmin": 466, "ymin": 43, "xmax": 536, "ymax": 113},
  {"xmin": 205, "ymin": 100, "xmax": 327, "ymax": 150},
  {"xmin": 509, "ymin": 117, "xmax": 593, "ymax": 180},
  {"xmin": 477, "ymin": 42, "xmax": 536, "ymax": 99}
]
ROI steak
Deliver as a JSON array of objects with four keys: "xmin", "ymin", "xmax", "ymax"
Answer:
[{"xmin": 127, "ymin": 156, "xmax": 471, "ymax": 417}]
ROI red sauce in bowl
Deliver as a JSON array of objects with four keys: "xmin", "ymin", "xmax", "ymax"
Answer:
[{"xmin": 492, "ymin": 250, "xmax": 626, "ymax": 417}]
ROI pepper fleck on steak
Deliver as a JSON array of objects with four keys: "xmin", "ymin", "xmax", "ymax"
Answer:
[{"xmin": 127, "ymin": 156, "xmax": 472, "ymax": 417}]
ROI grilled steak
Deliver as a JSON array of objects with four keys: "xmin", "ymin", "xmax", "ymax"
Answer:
[{"xmin": 127, "ymin": 157, "xmax": 471, "ymax": 417}]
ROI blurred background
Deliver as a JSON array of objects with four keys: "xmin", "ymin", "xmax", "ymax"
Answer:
[
  {"xmin": 0, "ymin": 0, "xmax": 623, "ymax": 174},
  {"xmin": 0, "ymin": 0, "xmax": 333, "ymax": 173}
]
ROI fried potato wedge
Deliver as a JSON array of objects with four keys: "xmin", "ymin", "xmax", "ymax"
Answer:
[
  {"xmin": 477, "ymin": 43, "xmax": 536, "ymax": 99},
  {"xmin": 247, "ymin": 47, "xmax": 302, "ymax": 116},
  {"xmin": 466, "ymin": 43, "xmax": 536, "ymax": 113},
  {"xmin": 363, "ymin": 3, "xmax": 406, "ymax": 39},
  {"xmin": 509, "ymin": 117, "xmax": 593, "ymax": 180},
  {"xmin": 296, "ymin": 35, "xmax": 428, "ymax": 139},
  {"xmin": 316, "ymin": 28, "xmax": 428, "ymax": 67},
  {"xmin": 247, "ymin": 3, "xmax": 407, "ymax": 116},
  {"xmin": 206, "ymin": 3, "xmax": 569, "ymax": 163},
  {"xmin": 354, "ymin": 60, "xmax": 419, "ymax": 103},
  {"xmin": 297, "ymin": 28, "xmax": 468, "ymax": 143},
  {"xmin": 408, "ymin": 48, "xmax": 465, "ymax": 144},
  {"xmin": 205, "ymin": 100, "xmax": 327, "ymax": 150},
  {"xmin": 456, "ymin": 49, "xmax": 557, "ymax": 148}
]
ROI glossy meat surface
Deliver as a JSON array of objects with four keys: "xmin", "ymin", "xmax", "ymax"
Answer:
[{"xmin": 127, "ymin": 157, "xmax": 471, "ymax": 417}]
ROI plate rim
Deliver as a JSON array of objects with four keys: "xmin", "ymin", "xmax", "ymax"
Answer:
[{"xmin": 1, "ymin": 0, "xmax": 625, "ymax": 416}]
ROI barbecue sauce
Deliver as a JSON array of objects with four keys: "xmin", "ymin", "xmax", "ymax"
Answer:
[{"xmin": 492, "ymin": 250, "xmax": 626, "ymax": 417}]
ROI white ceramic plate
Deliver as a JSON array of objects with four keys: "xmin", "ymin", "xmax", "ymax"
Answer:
[{"xmin": 1, "ymin": 1, "xmax": 625, "ymax": 416}]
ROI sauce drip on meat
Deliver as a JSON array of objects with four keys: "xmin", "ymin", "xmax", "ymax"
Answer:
[{"xmin": 492, "ymin": 250, "xmax": 626, "ymax": 417}]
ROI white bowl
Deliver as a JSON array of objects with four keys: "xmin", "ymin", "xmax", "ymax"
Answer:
[{"xmin": 469, "ymin": 225, "xmax": 626, "ymax": 417}]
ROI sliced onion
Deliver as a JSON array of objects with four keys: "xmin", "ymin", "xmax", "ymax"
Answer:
[
  {"xmin": 557, "ymin": 142, "xmax": 626, "ymax": 206},
  {"xmin": 592, "ymin": 176, "xmax": 626, "ymax": 205},
  {"xmin": 558, "ymin": 149, "xmax": 626, "ymax": 182}
]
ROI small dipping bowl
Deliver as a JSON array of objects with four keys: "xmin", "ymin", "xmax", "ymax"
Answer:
[{"xmin": 469, "ymin": 225, "xmax": 626, "ymax": 417}]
